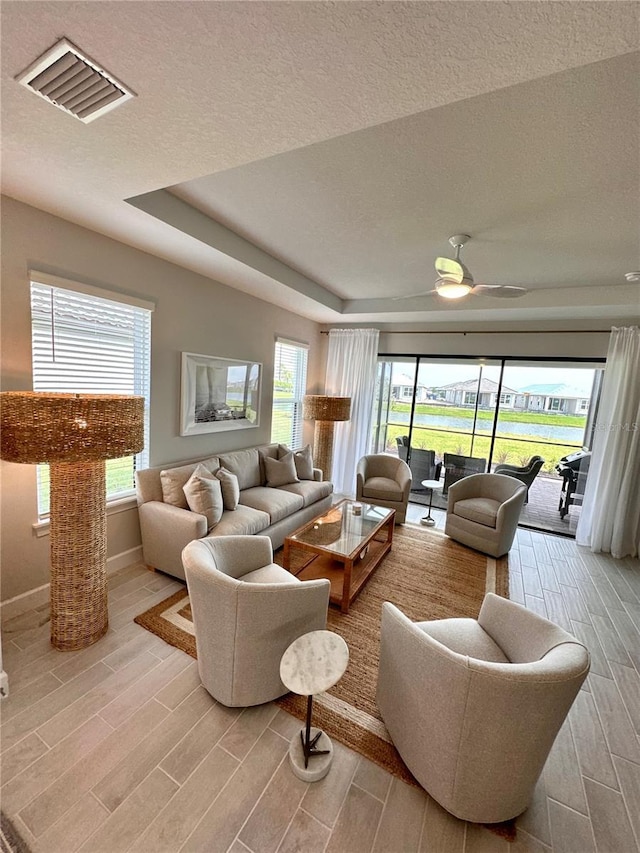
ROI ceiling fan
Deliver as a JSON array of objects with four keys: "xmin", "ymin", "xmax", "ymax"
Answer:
[{"xmin": 397, "ymin": 235, "xmax": 528, "ymax": 301}]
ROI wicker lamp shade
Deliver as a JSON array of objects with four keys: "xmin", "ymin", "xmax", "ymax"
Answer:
[
  {"xmin": 0, "ymin": 392, "xmax": 144, "ymax": 463},
  {"xmin": 303, "ymin": 395, "xmax": 351, "ymax": 483},
  {"xmin": 302, "ymin": 396, "xmax": 351, "ymax": 423},
  {"xmin": 0, "ymin": 392, "xmax": 145, "ymax": 651}
]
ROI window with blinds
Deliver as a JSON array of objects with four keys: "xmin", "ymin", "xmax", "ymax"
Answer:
[
  {"xmin": 30, "ymin": 276, "xmax": 152, "ymax": 516},
  {"xmin": 270, "ymin": 338, "xmax": 309, "ymax": 449}
]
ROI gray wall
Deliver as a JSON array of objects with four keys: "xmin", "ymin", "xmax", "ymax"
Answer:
[
  {"xmin": 1, "ymin": 197, "xmax": 324, "ymax": 602},
  {"xmin": 377, "ymin": 329, "xmax": 612, "ymax": 360}
]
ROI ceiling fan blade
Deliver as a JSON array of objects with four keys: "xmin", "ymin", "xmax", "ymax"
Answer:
[
  {"xmin": 392, "ymin": 289, "xmax": 437, "ymax": 301},
  {"xmin": 434, "ymin": 256, "xmax": 464, "ymax": 283},
  {"xmin": 472, "ymin": 285, "xmax": 529, "ymax": 299}
]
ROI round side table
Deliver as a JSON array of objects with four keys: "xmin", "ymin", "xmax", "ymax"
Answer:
[
  {"xmin": 280, "ymin": 630, "xmax": 349, "ymax": 782},
  {"xmin": 420, "ymin": 479, "xmax": 443, "ymax": 527}
]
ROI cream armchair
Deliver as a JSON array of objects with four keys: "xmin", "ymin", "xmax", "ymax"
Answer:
[
  {"xmin": 182, "ymin": 535, "xmax": 330, "ymax": 707},
  {"xmin": 356, "ymin": 454, "xmax": 412, "ymax": 523},
  {"xmin": 376, "ymin": 595, "xmax": 590, "ymax": 824},
  {"xmin": 445, "ymin": 472, "xmax": 527, "ymax": 557}
]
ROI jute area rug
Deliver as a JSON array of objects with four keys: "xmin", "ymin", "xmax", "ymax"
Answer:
[{"xmin": 134, "ymin": 524, "xmax": 511, "ymax": 834}]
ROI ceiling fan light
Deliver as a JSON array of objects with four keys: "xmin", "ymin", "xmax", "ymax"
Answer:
[{"xmin": 434, "ymin": 278, "xmax": 473, "ymax": 299}]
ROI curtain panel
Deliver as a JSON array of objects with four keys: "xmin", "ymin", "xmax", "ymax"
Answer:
[
  {"xmin": 325, "ymin": 329, "xmax": 379, "ymax": 495},
  {"xmin": 576, "ymin": 326, "xmax": 640, "ymax": 558}
]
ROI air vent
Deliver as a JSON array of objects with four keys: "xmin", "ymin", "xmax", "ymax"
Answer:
[{"xmin": 15, "ymin": 38, "xmax": 135, "ymax": 123}]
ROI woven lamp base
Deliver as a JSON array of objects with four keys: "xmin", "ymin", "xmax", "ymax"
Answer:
[
  {"xmin": 313, "ymin": 421, "xmax": 336, "ymax": 483},
  {"xmin": 49, "ymin": 460, "xmax": 109, "ymax": 650}
]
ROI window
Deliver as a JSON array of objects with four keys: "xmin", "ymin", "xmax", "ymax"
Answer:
[
  {"xmin": 464, "ymin": 392, "xmax": 477, "ymax": 405},
  {"xmin": 270, "ymin": 337, "xmax": 308, "ymax": 448},
  {"xmin": 548, "ymin": 397, "xmax": 564, "ymax": 412},
  {"xmin": 30, "ymin": 273, "xmax": 153, "ymax": 516},
  {"xmin": 499, "ymin": 393, "xmax": 512, "ymax": 405}
]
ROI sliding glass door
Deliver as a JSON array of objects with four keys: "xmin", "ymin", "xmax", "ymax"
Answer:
[{"xmin": 371, "ymin": 356, "xmax": 602, "ymax": 535}]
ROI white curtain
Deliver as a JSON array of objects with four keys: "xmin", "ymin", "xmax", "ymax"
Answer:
[
  {"xmin": 325, "ymin": 329, "xmax": 379, "ymax": 495},
  {"xmin": 576, "ymin": 326, "xmax": 640, "ymax": 558}
]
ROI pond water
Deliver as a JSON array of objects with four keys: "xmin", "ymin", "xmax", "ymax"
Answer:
[{"xmin": 390, "ymin": 412, "xmax": 584, "ymax": 443}]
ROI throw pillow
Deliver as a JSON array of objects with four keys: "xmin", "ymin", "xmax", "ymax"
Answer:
[
  {"xmin": 265, "ymin": 452, "xmax": 299, "ymax": 487},
  {"xmin": 215, "ymin": 467, "xmax": 240, "ymax": 510},
  {"xmin": 183, "ymin": 465, "xmax": 224, "ymax": 531},
  {"xmin": 160, "ymin": 463, "xmax": 198, "ymax": 509},
  {"xmin": 278, "ymin": 443, "xmax": 314, "ymax": 480},
  {"xmin": 293, "ymin": 445, "xmax": 314, "ymax": 480},
  {"xmin": 159, "ymin": 456, "xmax": 220, "ymax": 508}
]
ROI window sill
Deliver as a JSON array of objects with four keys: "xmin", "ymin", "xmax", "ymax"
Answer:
[{"xmin": 32, "ymin": 493, "xmax": 138, "ymax": 538}]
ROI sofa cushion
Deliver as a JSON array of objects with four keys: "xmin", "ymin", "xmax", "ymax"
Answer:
[
  {"xmin": 362, "ymin": 476, "xmax": 403, "ymax": 502},
  {"xmin": 454, "ymin": 497, "xmax": 500, "ymax": 528},
  {"xmin": 242, "ymin": 563, "xmax": 300, "ymax": 584},
  {"xmin": 160, "ymin": 456, "xmax": 220, "ymax": 508},
  {"xmin": 278, "ymin": 480, "xmax": 333, "ymax": 507},
  {"xmin": 265, "ymin": 452, "xmax": 299, "ymax": 487},
  {"xmin": 239, "ymin": 486, "xmax": 304, "ymax": 524},
  {"xmin": 206, "ymin": 505, "xmax": 270, "ymax": 537},
  {"xmin": 183, "ymin": 465, "xmax": 224, "ymax": 530},
  {"xmin": 279, "ymin": 443, "xmax": 315, "ymax": 480},
  {"xmin": 218, "ymin": 448, "xmax": 262, "ymax": 490},
  {"xmin": 216, "ymin": 468, "xmax": 240, "ymax": 510}
]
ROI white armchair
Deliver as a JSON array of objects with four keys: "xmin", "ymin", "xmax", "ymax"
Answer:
[
  {"xmin": 182, "ymin": 535, "xmax": 330, "ymax": 707},
  {"xmin": 376, "ymin": 595, "xmax": 590, "ymax": 824},
  {"xmin": 356, "ymin": 454, "xmax": 412, "ymax": 523},
  {"xmin": 445, "ymin": 472, "xmax": 527, "ymax": 557}
]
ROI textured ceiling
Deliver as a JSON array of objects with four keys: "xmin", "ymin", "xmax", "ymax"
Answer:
[{"xmin": 2, "ymin": 1, "xmax": 639, "ymax": 327}]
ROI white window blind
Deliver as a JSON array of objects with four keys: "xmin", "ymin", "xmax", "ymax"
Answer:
[
  {"xmin": 270, "ymin": 338, "xmax": 309, "ymax": 448},
  {"xmin": 30, "ymin": 278, "xmax": 152, "ymax": 516}
]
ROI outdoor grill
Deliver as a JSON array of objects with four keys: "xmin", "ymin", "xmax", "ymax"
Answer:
[{"xmin": 555, "ymin": 449, "xmax": 591, "ymax": 519}]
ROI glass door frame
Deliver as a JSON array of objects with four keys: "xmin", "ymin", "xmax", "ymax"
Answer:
[{"xmin": 372, "ymin": 353, "xmax": 605, "ymax": 535}]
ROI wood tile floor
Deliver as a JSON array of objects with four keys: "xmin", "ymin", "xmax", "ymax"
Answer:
[{"xmin": 1, "ymin": 519, "xmax": 639, "ymax": 853}]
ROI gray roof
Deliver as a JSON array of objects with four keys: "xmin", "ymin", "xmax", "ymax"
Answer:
[
  {"xmin": 517, "ymin": 383, "xmax": 591, "ymax": 398},
  {"xmin": 435, "ymin": 378, "xmax": 518, "ymax": 394}
]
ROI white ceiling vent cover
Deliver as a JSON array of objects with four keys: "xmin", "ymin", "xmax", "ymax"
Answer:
[{"xmin": 16, "ymin": 38, "xmax": 135, "ymax": 123}]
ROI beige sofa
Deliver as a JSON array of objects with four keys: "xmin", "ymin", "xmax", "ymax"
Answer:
[{"xmin": 136, "ymin": 443, "xmax": 333, "ymax": 580}]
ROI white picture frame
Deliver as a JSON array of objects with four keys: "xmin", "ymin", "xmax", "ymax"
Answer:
[{"xmin": 180, "ymin": 352, "xmax": 262, "ymax": 436}]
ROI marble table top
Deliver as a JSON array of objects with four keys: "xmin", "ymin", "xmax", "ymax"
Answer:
[
  {"xmin": 421, "ymin": 479, "xmax": 444, "ymax": 490},
  {"xmin": 280, "ymin": 630, "xmax": 349, "ymax": 696}
]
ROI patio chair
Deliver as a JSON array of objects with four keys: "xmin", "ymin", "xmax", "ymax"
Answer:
[
  {"xmin": 396, "ymin": 437, "xmax": 442, "ymax": 491},
  {"xmin": 494, "ymin": 455, "xmax": 545, "ymax": 503},
  {"xmin": 442, "ymin": 453, "xmax": 486, "ymax": 496}
]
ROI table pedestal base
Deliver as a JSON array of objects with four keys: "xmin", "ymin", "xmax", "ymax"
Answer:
[
  {"xmin": 420, "ymin": 480, "xmax": 441, "ymax": 528},
  {"xmin": 288, "ymin": 727, "xmax": 333, "ymax": 781}
]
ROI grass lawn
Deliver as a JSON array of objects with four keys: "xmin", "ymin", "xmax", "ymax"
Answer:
[
  {"xmin": 384, "ymin": 423, "xmax": 580, "ymax": 472},
  {"xmin": 383, "ymin": 401, "xmax": 586, "ymax": 471},
  {"xmin": 391, "ymin": 401, "xmax": 587, "ymax": 428}
]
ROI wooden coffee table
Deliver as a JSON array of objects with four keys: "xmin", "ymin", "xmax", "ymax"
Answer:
[{"xmin": 283, "ymin": 499, "xmax": 395, "ymax": 613}]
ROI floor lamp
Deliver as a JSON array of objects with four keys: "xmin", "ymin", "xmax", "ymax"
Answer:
[
  {"xmin": 303, "ymin": 395, "xmax": 351, "ymax": 482},
  {"xmin": 0, "ymin": 392, "xmax": 144, "ymax": 651}
]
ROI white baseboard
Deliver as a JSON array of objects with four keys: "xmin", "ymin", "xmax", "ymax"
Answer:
[
  {"xmin": 0, "ymin": 545, "xmax": 144, "ymax": 622},
  {"xmin": 107, "ymin": 545, "xmax": 144, "ymax": 575},
  {"xmin": 0, "ymin": 584, "xmax": 50, "ymax": 622}
]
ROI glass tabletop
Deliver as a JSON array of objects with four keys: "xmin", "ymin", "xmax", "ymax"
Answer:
[{"xmin": 289, "ymin": 499, "xmax": 393, "ymax": 559}]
